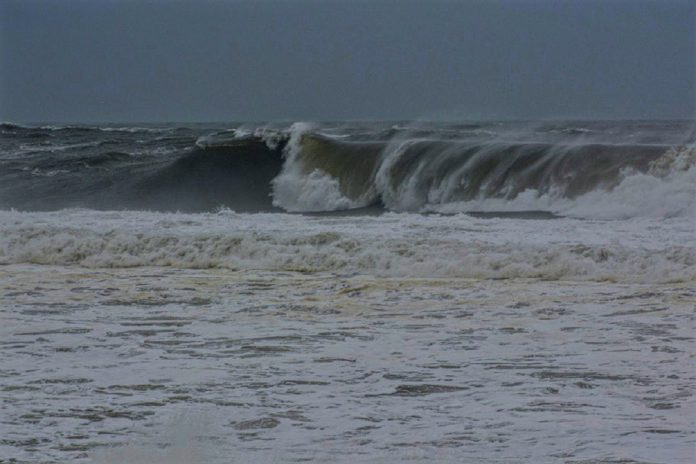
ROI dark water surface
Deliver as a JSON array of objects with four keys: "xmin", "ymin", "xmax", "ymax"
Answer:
[{"xmin": 1, "ymin": 120, "xmax": 693, "ymax": 215}]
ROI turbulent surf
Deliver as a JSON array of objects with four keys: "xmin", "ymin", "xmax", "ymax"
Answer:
[
  {"xmin": 1, "ymin": 120, "xmax": 694, "ymax": 218},
  {"xmin": 2, "ymin": 120, "xmax": 695, "ymax": 464}
]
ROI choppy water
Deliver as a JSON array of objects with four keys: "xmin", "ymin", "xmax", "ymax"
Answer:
[
  {"xmin": 2, "ymin": 120, "xmax": 694, "ymax": 217},
  {"xmin": 1, "ymin": 210, "xmax": 695, "ymax": 463},
  {"xmin": 1, "ymin": 120, "xmax": 694, "ymax": 463}
]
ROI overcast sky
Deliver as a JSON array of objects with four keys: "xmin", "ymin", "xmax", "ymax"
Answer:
[{"xmin": 1, "ymin": 0, "xmax": 694, "ymax": 122}]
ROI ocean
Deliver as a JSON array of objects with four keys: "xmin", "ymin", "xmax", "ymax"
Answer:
[{"xmin": 1, "ymin": 120, "xmax": 694, "ymax": 463}]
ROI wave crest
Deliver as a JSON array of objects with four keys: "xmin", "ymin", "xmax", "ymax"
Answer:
[
  {"xmin": 2, "ymin": 121, "xmax": 693, "ymax": 219},
  {"xmin": 270, "ymin": 126, "xmax": 692, "ymax": 218}
]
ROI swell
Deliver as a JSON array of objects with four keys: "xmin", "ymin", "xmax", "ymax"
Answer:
[
  {"xmin": 0, "ymin": 138, "xmax": 285, "ymax": 212},
  {"xmin": 133, "ymin": 139, "xmax": 284, "ymax": 212},
  {"xmin": 2, "ymin": 122, "xmax": 694, "ymax": 218}
]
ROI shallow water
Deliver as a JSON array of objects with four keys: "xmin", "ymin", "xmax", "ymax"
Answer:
[
  {"xmin": 1, "ymin": 263, "xmax": 694, "ymax": 463},
  {"xmin": 1, "ymin": 205, "xmax": 694, "ymax": 463}
]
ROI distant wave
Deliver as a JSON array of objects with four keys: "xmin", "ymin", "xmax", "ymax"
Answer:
[
  {"xmin": 1, "ymin": 121, "xmax": 174, "ymax": 133},
  {"xmin": 0, "ymin": 138, "xmax": 285, "ymax": 213},
  {"xmin": 1, "ymin": 120, "xmax": 694, "ymax": 218},
  {"xmin": 270, "ymin": 123, "xmax": 695, "ymax": 218}
]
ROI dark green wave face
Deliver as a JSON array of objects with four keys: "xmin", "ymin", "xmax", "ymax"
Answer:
[
  {"xmin": 0, "ymin": 120, "xmax": 692, "ymax": 214},
  {"xmin": 379, "ymin": 141, "xmax": 668, "ymax": 210},
  {"xmin": 290, "ymin": 134, "xmax": 672, "ymax": 211},
  {"xmin": 295, "ymin": 134, "xmax": 384, "ymax": 201}
]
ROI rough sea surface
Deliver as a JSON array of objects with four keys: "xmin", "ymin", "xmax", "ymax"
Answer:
[{"xmin": 1, "ymin": 121, "xmax": 694, "ymax": 463}]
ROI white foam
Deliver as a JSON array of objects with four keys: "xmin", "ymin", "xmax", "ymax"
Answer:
[
  {"xmin": 0, "ymin": 209, "xmax": 693, "ymax": 283},
  {"xmin": 271, "ymin": 122, "xmax": 360, "ymax": 212},
  {"xmin": 430, "ymin": 145, "xmax": 696, "ymax": 219},
  {"xmin": 98, "ymin": 126, "xmax": 171, "ymax": 133},
  {"xmin": 194, "ymin": 125, "xmax": 288, "ymax": 150},
  {"xmin": 194, "ymin": 130, "xmax": 237, "ymax": 148}
]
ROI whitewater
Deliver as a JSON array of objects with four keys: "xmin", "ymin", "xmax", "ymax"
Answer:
[{"xmin": 1, "ymin": 120, "xmax": 694, "ymax": 463}]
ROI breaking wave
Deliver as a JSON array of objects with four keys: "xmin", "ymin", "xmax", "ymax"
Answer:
[
  {"xmin": 1, "ymin": 209, "xmax": 694, "ymax": 283},
  {"xmin": 271, "ymin": 123, "xmax": 381, "ymax": 212},
  {"xmin": 1, "ymin": 120, "xmax": 694, "ymax": 218},
  {"xmin": 430, "ymin": 145, "xmax": 696, "ymax": 219},
  {"xmin": 1, "ymin": 121, "xmax": 174, "ymax": 134},
  {"xmin": 271, "ymin": 123, "xmax": 695, "ymax": 218}
]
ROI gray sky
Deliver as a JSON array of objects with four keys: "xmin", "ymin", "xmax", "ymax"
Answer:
[{"xmin": 1, "ymin": 0, "xmax": 694, "ymax": 122}]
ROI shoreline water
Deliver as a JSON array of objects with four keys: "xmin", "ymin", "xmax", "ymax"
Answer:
[
  {"xmin": 1, "ymin": 119, "xmax": 694, "ymax": 463},
  {"xmin": 2, "ymin": 264, "xmax": 694, "ymax": 463}
]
